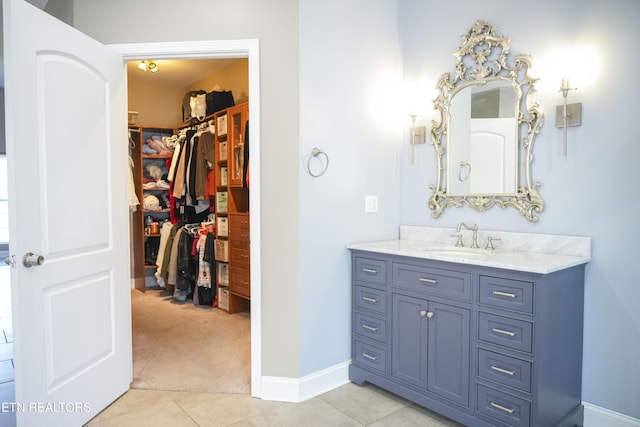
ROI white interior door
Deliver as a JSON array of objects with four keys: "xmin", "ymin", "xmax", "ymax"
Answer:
[{"xmin": 3, "ymin": 0, "xmax": 132, "ymax": 425}]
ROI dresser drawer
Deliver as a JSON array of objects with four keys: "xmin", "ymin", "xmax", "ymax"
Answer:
[
  {"xmin": 229, "ymin": 213, "xmax": 250, "ymax": 243},
  {"xmin": 477, "ymin": 384, "xmax": 530, "ymax": 427},
  {"xmin": 393, "ymin": 263, "xmax": 471, "ymax": 302},
  {"xmin": 354, "ymin": 257, "xmax": 387, "ymax": 285},
  {"xmin": 354, "ymin": 312, "xmax": 387, "ymax": 344},
  {"xmin": 230, "ymin": 243, "xmax": 250, "ymax": 265},
  {"xmin": 354, "ymin": 340, "xmax": 387, "ymax": 374},
  {"xmin": 478, "ymin": 312, "xmax": 533, "ymax": 353},
  {"xmin": 479, "ymin": 276, "xmax": 533, "ymax": 314},
  {"xmin": 229, "ymin": 265, "xmax": 250, "ymax": 298},
  {"xmin": 355, "ymin": 285, "xmax": 387, "ymax": 315},
  {"xmin": 478, "ymin": 349, "xmax": 532, "ymax": 393}
]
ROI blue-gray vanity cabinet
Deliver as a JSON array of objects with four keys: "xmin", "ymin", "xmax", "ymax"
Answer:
[{"xmin": 349, "ymin": 250, "xmax": 586, "ymax": 427}]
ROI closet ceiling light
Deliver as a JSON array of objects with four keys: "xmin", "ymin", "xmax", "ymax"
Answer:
[
  {"xmin": 138, "ymin": 60, "xmax": 147, "ymax": 71},
  {"xmin": 148, "ymin": 61, "xmax": 158, "ymax": 73}
]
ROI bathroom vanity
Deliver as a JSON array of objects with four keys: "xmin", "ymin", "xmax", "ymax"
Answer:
[{"xmin": 348, "ymin": 226, "xmax": 590, "ymax": 427}]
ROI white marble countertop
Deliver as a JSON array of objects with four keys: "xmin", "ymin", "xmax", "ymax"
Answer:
[{"xmin": 347, "ymin": 226, "xmax": 592, "ymax": 274}]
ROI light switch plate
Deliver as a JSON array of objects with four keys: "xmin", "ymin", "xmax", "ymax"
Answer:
[{"xmin": 365, "ymin": 195, "xmax": 378, "ymax": 213}]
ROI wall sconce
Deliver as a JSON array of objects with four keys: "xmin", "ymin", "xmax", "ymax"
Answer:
[
  {"xmin": 409, "ymin": 114, "xmax": 426, "ymax": 165},
  {"xmin": 555, "ymin": 78, "xmax": 582, "ymax": 156}
]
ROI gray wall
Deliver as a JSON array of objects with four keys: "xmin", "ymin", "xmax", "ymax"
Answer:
[
  {"xmin": 73, "ymin": 0, "xmax": 303, "ymax": 379},
  {"xmin": 399, "ymin": 0, "xmax": 640, "ymax": 419}
]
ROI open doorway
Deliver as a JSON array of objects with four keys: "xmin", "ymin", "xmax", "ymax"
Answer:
[{"xmin": 126, "ymin": 56, "xmax": 253, "ymax": 394}]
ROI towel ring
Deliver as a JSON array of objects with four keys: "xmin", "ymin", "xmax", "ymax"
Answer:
[{"xmin": 306, "ymin": 147, "xmax": 329, "ymax": 177}]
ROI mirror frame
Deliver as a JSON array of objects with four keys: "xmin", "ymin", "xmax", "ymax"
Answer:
[{"xmin": 428, "ymin": 20, "xmax": 544, "ymax": 222}]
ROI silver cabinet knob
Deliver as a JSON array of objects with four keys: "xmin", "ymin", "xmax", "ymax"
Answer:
[
  {"xmin": 22, "ymin": 252, "xmax": 44, "ymax": 268},
  {"xmin": 419, "ymin": 310, "xmax": 434, "ymax": 318}
]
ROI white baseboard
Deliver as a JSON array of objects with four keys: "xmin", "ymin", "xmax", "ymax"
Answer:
[
  {"xmin": 584, "ymin": 402, "xmax": 640, "ymax": 427},
  {"xmin": 260, "ymin": 360, "xmax": 350, "ymax": 403}
]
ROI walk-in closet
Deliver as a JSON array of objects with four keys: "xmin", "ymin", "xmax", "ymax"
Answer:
[{"xmin": 126, "ymin": 58, "xmax": 251, "ymax": 393}]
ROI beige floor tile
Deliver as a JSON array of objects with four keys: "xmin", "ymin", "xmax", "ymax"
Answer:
[
  {"xmin": 87, "ymin": 390, "xmax": 198, "ymax": 427},
  {"xmin": 318, "ymin": 382, "xmax": 408, "ymax": 425},
  {"xmin": 172, "ymin": 392, "xmax": 284, "ymax": 427},
  {"xmin": 247, "ymin": 398, "xmax": 363, "ymax": 427},
  {"xmin": 369, "ymin": 404, "xmax": 463, "ymax": 427}
]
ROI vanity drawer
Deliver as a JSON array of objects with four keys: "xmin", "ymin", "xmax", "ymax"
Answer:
[
  {"xmin": 478, "ymin": 349, "xmax": 532, "ymax": 393},
  {"xmin": 354, "ymin": 257, "xmax": 387, "ymax": 285},
  {"xmin": 477, "ymin": 384, "xmax": 531, "ymax": 427},
  {"xmin": 392, "ymin": 263, "xmax": 471, "ymax": 302},
  {"xmin": 478, "ymin": 312, "xmax": 533, "ymax": 353},
  {"xmin": 355, "ymin": 285, "xmax": 387, "ymax": 315},
  {"xmin": 354, "ymin": 340, "xmax": 387, "ymax": 374},
  {"xmin": 479, "ymin": 276, "xmax": 534, "ymax": 314},
  {"xmin": 354, "ymin": 312, "xmax": 387, "ymax": 344}
]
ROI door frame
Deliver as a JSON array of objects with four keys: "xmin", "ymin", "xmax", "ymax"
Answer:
[{"xmin": 109, "ymin": 39, "xmax": 262, "ymax": 398}]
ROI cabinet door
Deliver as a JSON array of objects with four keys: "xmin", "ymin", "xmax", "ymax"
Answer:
[
  {"xmin": 427, "ymin": 301, "xmax": 470, "ymax": 407},
  {"xmin": 391, "ymin": 294, "xmax": 428, "ymax": 388},
  {"xmin": 228, "ymin": 104, "xmax": 248, "ymax": 188}
]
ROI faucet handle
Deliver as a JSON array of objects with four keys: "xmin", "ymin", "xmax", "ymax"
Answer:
[
  {"xmin": 485, "ymin": 237, "xmax": 501, "ymax": 250},
  {"xmin": 451, "ymin": 233, "xmax": 464, "ymax": 247}
]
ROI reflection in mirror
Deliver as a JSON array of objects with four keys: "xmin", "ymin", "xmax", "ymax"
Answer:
[
  {"xmin": 429, "ymin": 20, "xmax": 544, "ymax": 222},
  {"xmin": 448, "ymin": 80, "xmax": 517, "ymax": 195}
]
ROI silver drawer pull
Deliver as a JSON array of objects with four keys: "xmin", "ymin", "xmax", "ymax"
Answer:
[
  {"xmin": 362, "ymin": 352, "xmax": 378, "ymax": 361},
  {"xmin": 492, "ymin": 290, "xmax": 517, "ymax": 298},
  {"xmin": 491, "ymin": 327, "xmax": 516, "ymax": 337},
  {"xmin": 490, "ymin": 365, "xmax": 516, "ymax": 376},
  {"xmin": 362, "ymin": 268, "xmax": 378, "ymax": 274},
  {"xmin": 418, "ymin": 277, "xmax": 437, "ymax": 284},
  {"xmin": 362, "ymin": 324, "xmax": 379, "ymax": 332},
  {"xmin": 490, "ymin": 401, "xmax": 516, "ymax": 414},
  {"xmin": 362, "ymin": 296, "xmax": 378, "ymax": 303}
]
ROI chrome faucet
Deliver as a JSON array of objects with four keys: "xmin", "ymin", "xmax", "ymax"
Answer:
[{"xmin": 456, "ymin": 222, "xmax": 479, "ymax": 248}]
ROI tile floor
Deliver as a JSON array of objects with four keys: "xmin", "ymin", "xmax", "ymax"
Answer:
[
  {"xmin": 0, "ymin": 265, "xmax": 460, "ymax": 427},
  {"xmin": 85, "ymin": 382, "xmax": 462, "ymax": 427},
  {"xmin": 0, "ymin": 265, "xmax": 15, "ymax": 427}
]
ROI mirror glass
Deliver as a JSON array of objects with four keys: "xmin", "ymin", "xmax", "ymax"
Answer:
[{"xmin": 429, "ymin": 20, "xmax": 544, "ymax": 222}]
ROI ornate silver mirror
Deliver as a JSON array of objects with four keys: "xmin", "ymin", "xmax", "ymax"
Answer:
[{"xmin": 429, "ymin": 20, "xmax": 544, "ymax": 222}]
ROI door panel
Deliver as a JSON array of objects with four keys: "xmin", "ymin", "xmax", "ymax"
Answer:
[
  {"xmin": 391, "ymin": 293, "xmax": 428, "ymax": 388},
  {"xmin": 427, "ymin": 301, "xmax": 470, "ymax": 406},
  {"xmin": 3, "ymin": 0, "xmax": 131, "ymax": 425}
]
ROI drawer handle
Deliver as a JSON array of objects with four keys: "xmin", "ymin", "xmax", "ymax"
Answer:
[
  {"xmin": 492, "ymin": 290, "xmax": 517, "ymax": 298},
  {"xmin": 362, "ymin": 324, "xmax": 379, "ymax": 332},
  {"xmin": 362, "ymin": 352, "xmax": 378, "ymax": 361},
  {"xmin": 362, "ymin": 296, "xmax": 378, "ymax": 303},
  {"xmin": 491, "ymin": 327, "xmax": 516, "ymax": 337},
  {"xmin": 490, "ymin": 401, "xmax": 516, "ymax": 414},
  {"xmin": 418, "ymin": 277, "xmax": 437, "ymax": 284},
  {"xmin": 490, "ymin": 365, "xmax": 516, "ymax": 376},
  {"xmin": 362, "ymin": 268, "xmax": 378, "ymax": 274}
]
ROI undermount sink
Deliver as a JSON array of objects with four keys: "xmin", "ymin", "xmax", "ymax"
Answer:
[{"xmin": 422, "ymin": 246, "xmax": 490, "ymax": 258}]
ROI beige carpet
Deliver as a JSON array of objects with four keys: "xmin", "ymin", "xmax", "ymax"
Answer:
[{"xmin": 131, "ymin": 288, "xmax": 251, "ymax": 394}]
